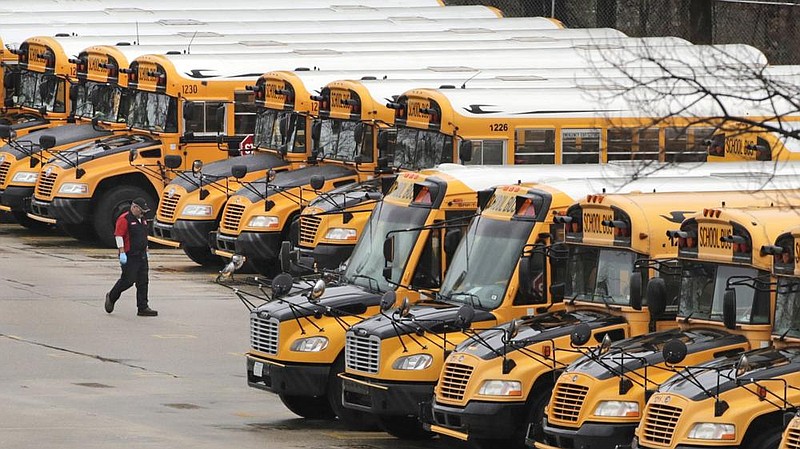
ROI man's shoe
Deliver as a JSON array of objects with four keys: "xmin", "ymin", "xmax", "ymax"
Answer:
[
  {"xmin": 137, "ymin": 307, "xmax": 158, "ymax": 317},
  {"xmin": 104, "ymin": 293, "xmax": 115, "ymax": 314}
]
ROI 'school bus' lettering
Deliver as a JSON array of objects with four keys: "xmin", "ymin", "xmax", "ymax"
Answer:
[
  {"xmin": 87, "ymin": 56, "xmax": 108, "ymax": 78},
  {"xmin": 582, "ymin": 211, "xmax": 613, "ymax": 237},
  {"xmin": 698, "ymin": 223, "xmax": 733, "ymax": 257},
  {"xmin": 328, "ymin": 89, "xmax": 351, "ymax": 114},
  {"xmin": 485, "ymin": 193, "xmax": 518, "ymax": 216},
  {"xmin": 387, "ymin": 180, "xmax": 415, "ymax": 202},
  {"xmin": 407, "ymin": 98, "xmax": 431, "ymax": 120},
  {"xmin": 724, "ymin": 137, "xmax": 757, "ymax": 158},
  {"xmin": 27, "ymin": 44, "xmax": 50, "ymax": 70}
]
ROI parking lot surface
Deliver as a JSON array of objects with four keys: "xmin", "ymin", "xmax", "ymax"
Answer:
[{"xmin": 0, "ymin": 220, "xmax": 463, "ymax": 449}]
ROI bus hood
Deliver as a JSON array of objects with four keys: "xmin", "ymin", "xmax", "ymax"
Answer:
[
  {"xmin": 49, "ymin": 133, "xmax": 158, "ymax": 169},
  {"xmin": 169, "ymin": 153, "xmax": 288, "ymax": 192},
  {"xmin": 305, "ymin": 178, "xmax": 382, "ymax": 213},
  {"xmin": 233, "ymin": 164, "xmax": 356, "ymax": 203},
  {"xmin": 2, "ymin": 124, "xmax": 110, "ymax": 159},
  {"xmin": 568, "ymin": 328, "xmax": 747, "ymax": 381},
  {"xmin": 457, "ymin": 310, "xmax": 626, "ymax": 360},
  {"xmin": 252, "ymin": 284, "xmax": 381, "ymax": 322},
  {"xmin": 658, "ymin": 347, "xmax": 800, "ymax": 401},
  {"xmin": 349, "ymin": 302, "xmax": 496, "ymax": 340}
]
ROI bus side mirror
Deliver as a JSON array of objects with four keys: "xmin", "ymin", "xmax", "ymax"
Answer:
[
  {"xmin": 550, "ymin": 283, "xmax": 565, "ymax": 302},
  {"xmin": 164, "ymin": 155, "xmax": 182, "ymax": 169},
  {"xmin": 477, "ymin": 189, "xmax": 494, "ymax": 210},
  {"xmin": 455, "ymin": 304, "xmax": 475, "ymax": 330},
  {"xmin": 630, "ymin": 269, "xmax": 645, "ymax": 311},
  {"xmin": 271, "ymin": 273, "xmax": 293, "ymax": 299},
  {"xmin": 723, "ymin": 289, "xmax": 737, "ymax": 330},
  {"xmin": 191, "ymin": 159, "xmax": 203, "ymax": 174},
  {"xmin": 215, "ymin": 105, "xmax": 225, "ymax": 129},
  {"xmin": 571, "ymin": 323, "xmax": 592, "ymax": 346},
  {"xmin": 3, "ymin": 75, "xmax": 14, "ymax": 89},
  {"xmin": 69, "ymin": 84, "xmax": 79, "ymax": 103},
  {"xmin": 309, "ymin": 175, "xmax": 325, "ymax": 191},
  {"xmin": 311, "ymin": 121, "xmax": 321, "ymax": 142},
  {"xmin": 0, "ymin": 124, "xmax": 11, "ymax": 139},
  {"xmin": 182, "ymin": 102, "xmax": 195, "ymax": 122},
  {"xmin": 382, "ymin": 235, "xmax": 395, "ymax": 280},
  {"xmin": 646, "ymin": 277, "xmax": 666, "ymax": 318},
  {"xmin": 662, "ymin": 338, "xmax": 688, "ymax": 365},
  {"xmin": 377, "ymin": 131, "xmax": 390, "ymax": 152},
  {"xmin": 380, "ymin": 290, "xmax": 397, "ymax": 311},
  {"xmin": 39, "ymin": 134, "xmax": 56, "ymax": 150},
  {"xmin": 231, "ymin": 165, "xmax": 248, "ymax": 179},
  {"xmin": 459, "ymin": 140, "xmax": 472, "ymax": 163},
  {"xmin": 129, "ymin": 148, "xmax": 137, "ymax": 163},
  {"xmin": 443, "ymin": 228, "xmax": 462, "ymax": 258},
  {"xmin": 518, "ymin": 250, "xmax": 544, "ymax": 300}
]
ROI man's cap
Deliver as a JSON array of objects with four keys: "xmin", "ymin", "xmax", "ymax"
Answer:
[{"xmin": 132, "ymin": 197, "xmax": 150, "ymax": 212}]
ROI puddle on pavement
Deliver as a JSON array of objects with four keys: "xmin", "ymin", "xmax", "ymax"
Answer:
[
  {"xmin": 74, "ymin": 382, "xmax": 113, "ymax": 388},
  {"xmin": 163, "ymin": 403, "xmax": 205, "ymax": 410}
]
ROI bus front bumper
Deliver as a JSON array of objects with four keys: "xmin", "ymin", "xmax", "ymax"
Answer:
[
  {"xmin": 30, "ymin": 197, "xmax": 91, "ymax": 224},
  {"xmin": 537, "ymin": 417, "xmax": 638, "ymax": 449},
  {"xmin": 152, "ymin": 219, "xmax": 217, "ymax": 248},
  {"xmin": 215, "ymin": 230, "xmax": 282, "ymax": 261},
  {"xmin": 631, "ymin": 436, "xmax": 737, "ymax": 449},
  {"xmin": 340, "ymin": 373, "xmax": 433, "ymax": 417},
  {"xmin": 426, "ymin": 398, "xmax": 527, "ymax": 440},
  {"xmin": 0, "ymin": 185, "xmax": 34, "ymax": 212},
  {"xmin": 246, "ymin": 354, "xmax": 330, "ymax": 397}
]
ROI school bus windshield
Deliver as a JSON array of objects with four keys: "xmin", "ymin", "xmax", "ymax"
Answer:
[
  {"xmin": 392, "ymin": 127, "xmax": 453, "ymax": 170},
  {"xmin": 679, "ymin": 262, "xmax": 769, "ymax": 324},
  {"xmin": 316, "ymin": 118, "xmax": 370, "ymax": 162},
  {"xmin": 343, "ymin": 201, "xmax": 429, "ymax": 292},
  {"xmin": 439, "ymin": 217, "xmax": 534, "ymax": 310},
  {"xmin": 17, "ymin": 70, "xmax": 65, "ymax": 112},
  {"xmin": 127, "ymin": 90, "xmax": 177, "ymax": 133},
  {"xmin": 774, "ymin": 278, "xmax": 800, "ymax": 339},
  {"xmin": 567, "ymin": 247, "xmax": 637, "ymax": 306},
  {"xmin": 73, "ymin": 81, "xmax": 128, "ymax": 123},
  {"xmin": 254, "ymin": 109, "xmax": 304, "ymax": 153}
]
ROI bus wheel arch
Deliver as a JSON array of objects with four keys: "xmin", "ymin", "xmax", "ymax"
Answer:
[
  {"xmin": 92, "ymin": 174, "xmax": 159, "ymax": 248},
  {"xmin": 327, "ymin": 353, "xmax": 378, "ymax": 430},
  {"xmin": 740, "ymin": 411, "xmax": 783, "ymax": 449}
]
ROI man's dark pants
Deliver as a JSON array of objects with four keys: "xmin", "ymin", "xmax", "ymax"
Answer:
[{"xmin": 109, "ymin": 253, "xmax": 149, "ymax": 310}]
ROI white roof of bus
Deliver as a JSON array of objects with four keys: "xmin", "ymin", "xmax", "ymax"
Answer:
[
  {"xmin": 137, "ymin": 43, "xmax": 766, "ymax": 81},
  {"xmin": 1, "ymin": 0, "xmax": 445, "ymax": 13},
  {"xmin": 45, "ymin": 36, "xmax": 690, "ymax": 61},
  {"xmin": 428, "ymin": 161, "xmax": 800, "ymax": 195},
  {"xmin": 0, "ymin": 6, "xmax": 501, "ymax": 25},
  {"xmin": 1, "ymin": 17, "xmax": 564, "ymax": 49}
]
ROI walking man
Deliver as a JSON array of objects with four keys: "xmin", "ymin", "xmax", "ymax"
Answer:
[{"xmin": 105, "ymin": 197, "xmax": 158, "ymax": 316}]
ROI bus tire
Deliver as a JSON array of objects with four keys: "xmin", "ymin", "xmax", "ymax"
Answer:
[
  {"xmin": 59, "ymin": 223, "xmax": 98, "ymax": 242},
  {"xmin": 12, "ymin": 210, "xmax": 52, "ymax": 232},
  {"xmin": 745, "ymin": 428, "xmax": 781, "ymax": 449},
  {"xmin": 93, "ymin": 186, "xmax": 155, "ymax": 248},
  {"xmin": 377, "ymin": 415, "xmax": 434, "ymax": 440},
  {"xmin": 278, "ymin": 394, "xmax": 335, "ymax": 420},
  {"xmin": 182, "ymin": 245, "xmax": 223, "ymax": 267},
  {"xmin": 327, "ymin": 355, "xmax": 378, "ymax": 430}
]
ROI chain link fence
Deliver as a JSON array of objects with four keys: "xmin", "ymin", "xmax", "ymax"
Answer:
[{"xmin": 446, "ymin": 0, "xmax": 800, "ymax": 64}]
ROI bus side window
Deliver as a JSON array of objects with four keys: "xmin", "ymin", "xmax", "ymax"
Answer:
[
  {"xmin": 465, "ymin": 139, "xmax": 504, "ymax": 165},
  {"xmin": 411, "ymin": 231, "xmax": 442, "ymax": 290},
  {"xmin": 292, "ymin": 116, "xmax": 306, "ymax": 153},
  {"xmin": 360, "ymin": 124, "xmax": 374, "ymax": 162},
  {"xmin": 233, "ymin": 91, "xmax": 257, "ymax": 136},
  {"xmin": 514, "ymin": 129, "xmax": 554, "ymax": 164}
]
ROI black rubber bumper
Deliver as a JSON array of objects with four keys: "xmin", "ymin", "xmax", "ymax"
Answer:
[
  {"xmin": 246, "ymin": 355, "xmax": 330, "ymax": 397},
  {"xmin": 153, "ymin": 219, "xmax": 217, "ymax": 248},
  {"xmin": 0, "ymin": 185, "xmax": 33, "ymax": 211},
  {"xmin": 29, "ymin": 197, "xmax": 91, "ymax": 223},
  {"xmin": 631, "ymin": 436, "xmax": 737, "ymax": 449},
  {"xmin": 539, "ymin": 417, "xmax": 638, "ymax": 449},
  {"xmin": 235, "ymin": 231, "xmax": 282, "ymax": 261},
  {"xmin": 428, "ymin": 398, "xmax": 528, "ymax": 438},
  {"xmin": 312, "ymin": 243, "xmax": 355, "ymax": 270},
  {"xmin": 342, "ymin": 376, "xmax": 434, "ymax": 416}
]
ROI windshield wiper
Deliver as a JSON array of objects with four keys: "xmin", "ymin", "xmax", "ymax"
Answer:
[
  {"xmin": 448, "ymin": 291, "xmax": 484, "ymax": 309},
  {"xmin": 779, "ymin": 326, "xmax": 800, "ymax": 341},
  {"xmin": 348, "ymin": 273, "xmax": 380, "ymax": 292}
]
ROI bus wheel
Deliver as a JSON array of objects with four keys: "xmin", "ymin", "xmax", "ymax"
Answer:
[
  {"xmin": 182, "ymin": 246, "xmax": 223, "ymax": 267},
  {"xmin": 252, "ymin": 258, "xmax": 280, "ymax": 277},
  {"xmin": 517, "ymin": 388, "xmax": 550, "ymax": 448},
  {"xmin": 377, "ymin": 415, "xmax": 435, "ymax": 440},
  {"xmin": 12, "ymin": 210, "xmax": 52, "ymax": 232},
  {"xmin": 59, "ymin": 223, "xmax": 97, "ymax": 242},
  {"xmin": 746, "ymin": 428, "xmax": 781, "ymax": 449},
  {"xmin": 278, "ymin": 394, "xmax": 335, "ymax": 420},
  {"xmin": 327, "ymin": 356, "xmax": 378, "ymax": 430},
  {"xmin": 93, "ymin": 186, "xmax": 155, "ymax": 248}
]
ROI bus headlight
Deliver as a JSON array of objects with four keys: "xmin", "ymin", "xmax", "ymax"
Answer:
[
  {"xmin": 58, "ymin": 183, "xmax": 88, "ymax": 194},
  {"xmin": 325, "ymin": 227, "xmax": 357, "ymax": 241},
  {"xmin": 594, "ymin": 400, "xmax": 639, "ymax": 417},
  {"xmin": 478, "ymin": 380, "xmax": 523, "ymax": 397},
  {"xmin": 290, "ymin": 336, "xmax": 329, "ymax": 352},
  {"xmin": 688, "ymin": 423, "xmax": 735, "ymax": 440},
  {"xmin": 392, "ymin": 354, "xmax": 433, "ymax": 370},
  {"xmin": 11, "ymin": 171, "xmax": 38, "ymax": 184},
  {"xmin": 181, "ymin": 204, "xmax": 213, "ymax": 217},
  {"xmin": 247, "ymin": 215, "xmax": 279, "ymax": 229}
]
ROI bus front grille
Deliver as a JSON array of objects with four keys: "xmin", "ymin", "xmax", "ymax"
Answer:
[
  {"xmin": 36, "ymin": 172, "xmax": 57, "ymax": 199},
  {"xmin": 0, "ymin": 161, "xmax": 10, "ymax": 186},
  {"xmin": 158, "ymin": 192, "xmax": 181, "ymax": 222},
  {"xmin": 784, "ymin": 427, "xmax": 800, "ymax": 449},
  {"xmin": 221, "ymin": 203, "xmax": 246, "ymax": 232},
  {"xmin": 641, "ymin": 403, "xmax": 682, "ymax": 446},
  {"xmin": 438, "ymin": 362, "xmax": 473, "ymax": 401},
  {"xmin": 299, "ymin": 215, "xmax": 322, "ymax": 245},
  {"xmin": 551, "ymin": 382, "xmax": 589, "ymax": 422},
  {"xmin": 345, "ymin": 333, "xmax": 380, "ymax": 373},
  {"xmin": 250, "ymin": 314, "xmax": 279, "ymax": 355}
]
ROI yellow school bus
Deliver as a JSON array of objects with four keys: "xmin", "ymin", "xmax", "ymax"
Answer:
[
  {"xmin": 245, "ymin": 167, "xmax": 494, "ymax": 426},
  {"xmin": 27, "ymin": 52, "xmax": 259, "ymax": 246},
  {"xmin": 633, "ymin": 217, "xmax": 800, "ymax": 449},
  {"xmin": 427, "ymin": 177, "xmax": 800, "ymax": 448},
  {"xmin": 546, "ymin": 204, "xmax": 800, "ymax": 449}
]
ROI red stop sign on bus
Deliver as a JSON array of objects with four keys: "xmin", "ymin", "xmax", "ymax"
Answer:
[{"xmin": 239, "ymin": 134, "xmax": 255, "ymax": 155}]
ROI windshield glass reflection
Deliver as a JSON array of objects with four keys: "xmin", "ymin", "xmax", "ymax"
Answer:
[
  {"xmin": 16, "ymin": 70, "xmax": 65, "ymax": 112},
  {"xmin": 127, "ymin": 90, "xmax": 177, "ymax": 133},
  {"xmin": 567, "ymin": 247, "xmax": 636, "ymax": 305},
  {"xmin": 393, "ymin": 127, "xmax": 452, "ymax": 170},
  {"xmin": 73, "ymin": 81, "xmax": 128, "ymax": 122}
]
